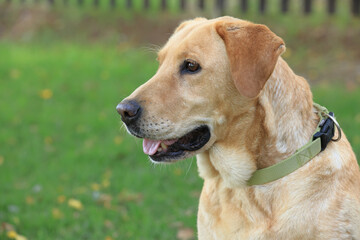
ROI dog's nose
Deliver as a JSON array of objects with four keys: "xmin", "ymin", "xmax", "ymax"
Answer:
[{"xmin": 116, "ymin": 100, "xmax": 142, "ymax": 124}]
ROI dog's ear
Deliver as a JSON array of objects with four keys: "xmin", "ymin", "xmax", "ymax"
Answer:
[{"xmin": 216, "ymin": 20, "xmax": 285, "ymax": 98}]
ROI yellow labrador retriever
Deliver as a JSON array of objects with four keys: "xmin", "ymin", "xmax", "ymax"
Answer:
[{"xmin": 116, "ymin": 16, "xmax": 360, "ymax": 239}]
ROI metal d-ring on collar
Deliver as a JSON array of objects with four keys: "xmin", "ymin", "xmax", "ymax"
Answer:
[{"xmin": 326, "ymin": 113, "xmax": 342, "ymax": 142}]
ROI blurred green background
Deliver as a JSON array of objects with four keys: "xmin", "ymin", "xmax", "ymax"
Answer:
[{"xmin": 0, "ymin": 0, "xmax": 359, "ymax": 239}]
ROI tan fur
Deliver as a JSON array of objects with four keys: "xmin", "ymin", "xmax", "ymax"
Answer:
[{"xmin": 120, "ymin": 16, "xmax": 360, "ymax": 239}]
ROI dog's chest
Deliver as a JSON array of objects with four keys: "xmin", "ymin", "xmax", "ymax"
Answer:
[{"xmin": 197, "ymin": 180, "xmax": 321, "ymax": 240}]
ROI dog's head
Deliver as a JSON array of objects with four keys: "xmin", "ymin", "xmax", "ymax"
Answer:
[{"xmin": 117, "ymin": 17, "xmax": 285, "ymax": 163}]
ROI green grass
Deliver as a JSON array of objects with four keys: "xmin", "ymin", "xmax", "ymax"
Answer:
[
  {"xmin": 0, "ymin": 42, "xmax": 201, "ymax": 239},
  {"xmin": 0, "ymin": 40, "xmax": 359, "ymax": 240}
]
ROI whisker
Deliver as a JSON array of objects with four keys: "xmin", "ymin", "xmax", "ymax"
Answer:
[
  {"xmin": 185, "ymin": 157, "xmax": 194, "ymax": 176},
  {"xmin": 119, "ymin": 123, "xmax": 126, "ymax": 131}
]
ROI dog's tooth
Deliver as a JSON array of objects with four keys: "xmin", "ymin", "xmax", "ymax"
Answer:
[
  {"xmin": 158, "ymin": 147, "xmax": 163, "ymax": 152},
  {"xmin": 161, "ymin": 142, "xmax": 168, "ymax": 150}
]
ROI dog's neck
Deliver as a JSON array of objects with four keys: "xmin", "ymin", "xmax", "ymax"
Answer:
[
  {"xmin": 257, "ymin": 57, "xmax": 319, "ymax": 168},
  {"xmin": 197, "ymin": 57, "xmax": 319, "ymax": 188}
]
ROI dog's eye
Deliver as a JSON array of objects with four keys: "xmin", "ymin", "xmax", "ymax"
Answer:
[
  {"xmin": 186, "ymin": 61, "xmax": 199, "ymax": 72},
  {"xmin": 182, "ymin": 59, "xmax": 201, "ymax": 74}
]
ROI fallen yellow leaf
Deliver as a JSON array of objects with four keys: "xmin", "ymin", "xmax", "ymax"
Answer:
[
  {"xmin": 91, "ymin": 183, "xmax": 101, "ymax": 191},
  {"xmin": 7, "ymin": 230, "xmax": 17, "ymax": 239},
  {"xmin": 0, "ymin": 156, "xmax": 4, "ymax": 166},
  {"xmin": 57, "ymin": 195, "xmax": 66, "ymax": 204},
  {"xmin": 105, "ymin": 236, "xmax": 113, "ymax": 240},
  {"xmin": 68, "ymin": 198, "xmax": 83, "ymax": 210},
  {"xmin": 52, "ymin": 208, "xmax": 64, "ymax": 219},
  {"xmin": 25, "ymin": 196, "xmax": 35, "ymax": 205},
  {"xmin": 118, "ymin": 190, "xmax": 143, "ymax": 203},
  {"xmin": 15, "ymin": 235, "xmax": 28, "ymax": 240},
  {"xmin": 40, "ymin": 89, "xmax": 53, "ymax": 100}
]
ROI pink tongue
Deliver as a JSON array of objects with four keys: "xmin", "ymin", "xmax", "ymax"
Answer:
[{"xmin": 143, "ymin": 139, "xmax": 162, "ymax": 156}]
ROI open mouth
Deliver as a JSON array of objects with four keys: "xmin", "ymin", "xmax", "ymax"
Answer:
[{"xmin": 142, "ymin": 125, "xmax": 211, "ymax": 162}]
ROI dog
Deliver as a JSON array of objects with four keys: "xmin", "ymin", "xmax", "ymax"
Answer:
[{"xmin": 116, "ymin": 16, "xmax": 360, "ymax": 239}]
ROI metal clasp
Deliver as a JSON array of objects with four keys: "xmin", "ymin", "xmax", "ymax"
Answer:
[{"xmin": 325, "ymin": 113, "xmax": 342, "ymax": 142}]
